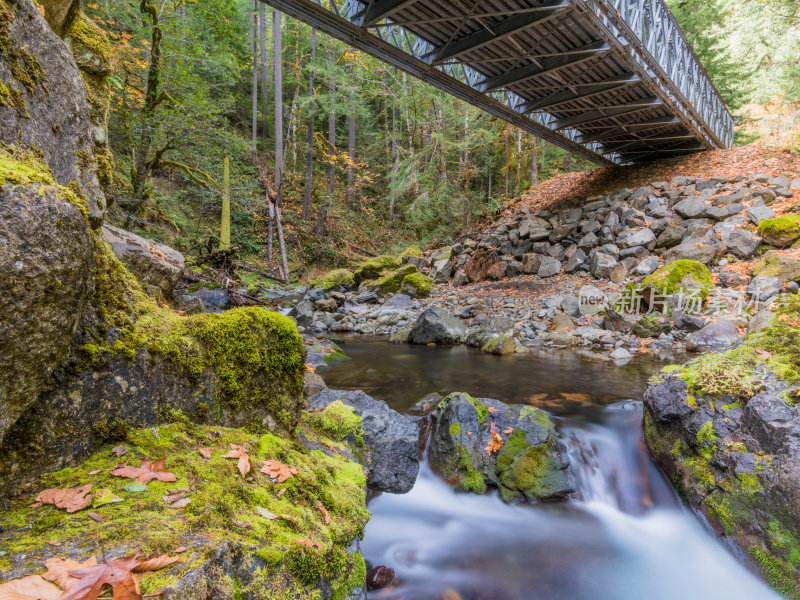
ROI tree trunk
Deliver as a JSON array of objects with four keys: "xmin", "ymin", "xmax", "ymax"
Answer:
[
  {"xmin": 564, "ymin": 151, "xmax": 572, "ymax": 173},
  {"xmin": 130, "ymin": 0, "xmax": 164, "ymax": 211},
  {"xmin": 515, "ymin": 128, "xmax": 521, "ymax": 197},
  {"xmin": 220, "ymin": 155, "xmax": 231, "ymax": 250},
  {"xmin": 302, "ymin": 26, "xmax": 316, "ymax": 222},
  {"xmin": 327, "ymin": 50, "xmax": 336, "ymax": 198},
  {"xmin": 250, "ymin": 0, "xmax": 258, "ymax": 151},
  {"xmin": 389, "ymin": 103, "xmax": 398, "ymax": 223},
  {"xmin": 531, "ymin": 136, "xmax": 539, "ymax": 187},
  {"xmin": 347, "ymin": 112, "xmax": 355, "ymax": 208},
  {"xmin": 259, "ymin": 2, "xmax": 270, "ymax": 139},
  {"xmin": 462, "ymin": 108, "xmax": 470, "ymax": 230},
  {"xmin": 273, "ymin": 10, "xmax": 289, "ymax": 284}
]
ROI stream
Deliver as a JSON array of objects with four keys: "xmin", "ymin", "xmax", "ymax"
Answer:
[{"xmin": 319, "ymin": 338, "xmax": 779, "ymax": 600}]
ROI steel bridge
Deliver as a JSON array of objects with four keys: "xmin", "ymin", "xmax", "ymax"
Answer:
[{"xmin": 258, "ymin": 0, "xmax": 735, "ymax": 166}]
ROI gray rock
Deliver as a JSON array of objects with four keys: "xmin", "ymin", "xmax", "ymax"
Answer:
[
  {"xmin": 617, "ymin": 228, "xmax": 656, "ymax": 249},
  {"xmin": 0, "ymin": 0, "xmax": 107, "ymax": 227},
  {"xmin": 409, "ymin": 307, "xmax": 466, "ymax": 345},
  {"xmin": 746, "ymin": 206, "xmax": 775, "ymax": 225},
  {"xmin": 564, "ymin": 248, "xmax": 587, "ymax": 273},
  {"xmin": 453, "ymin": 270, "xmax": 469, "ymax": 287},
  {"xmin": 610, "ymin": 348, "xmax": 632, "ymax": 360},
  {"xmin": 522, "ymin": 253, "xmax": 543, "ymax": 274},
  {"xmin": 101, "ymin": 225, "xmax": 185, "ymax": 298},
  {"xmin": 538, "ymin": 256, "xmax": 562, "ymax": 278},
  {"xmin": 747, "ymin": 309, "xmax": 774, "ymax": 333},
  {"xmin": 672, "ymin": 311, "xmax": 705, "ymax": 332},
  {"xmin": 602, "ymin": 309, "xmax": 632, "ymax": 333},
  {"xmin": 719, "ymin": 268, "xmax": 751, "ymax": 288},
  {"xmin": 635, "ymin": 256, "xmax": 661, "ymax": 276},
  {"xmin": 431, "ymin": 258, "xmax": 454, "ymax": 283},
  {"xmin": 590, "ymin": 252, "xmax": 617, "ymax": 279},
  {"xmin": 656, "ymin": 225, "xmax": 686, "ymax": 248},
  {"xmin": 561, "ymin": 296, "xmax": 582, "ymax": 318},
  {"xmin": 380, "ymin": 294, "xmax": 413, "ymax": 310},
  {"xmin": 726, "ymin": 228, "xmax": 762, "ymax": 259},
  {"xmin": 609, "ymin": 263, "xmax": 628, "ymax": 283},
  {"xmin": 578, "ymin": 232, "xmax": 599, "ymax": 250},
  {"xmin": 0, "ymin": 184, "xmax": 94, "ymax": 446},
  {"xmin": 747, "ymin": 276, "xmax": 783, "ymax": 302},
  {"xmin": 674, "ymin": 196, "xmax": 707, "ymax": 219},
  {"xmin": 306, "ymin": 389, "xmax": 419, "ymax": 493},
  {"xmin": 665, "ymin": 236, "xmax": 726, "ymax": 265},
  {"xmin": 686, "ymin": 319, "xmax": 740, "ymax": 352},
  {"xmin": 429, "ymin": 393, "xmax": 573, "ymax": 503}
]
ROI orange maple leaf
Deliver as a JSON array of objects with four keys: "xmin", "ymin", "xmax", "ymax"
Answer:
[
  {"xmin": 260, "ymin": 459, "xmax": 298, "ymax": 483},
  {"xmin": 486, "ymin": 432, "xmax": 504, "ymax": 455}
]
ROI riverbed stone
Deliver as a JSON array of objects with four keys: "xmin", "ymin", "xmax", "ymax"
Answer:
[
  {"xmin": 429, "ymin": 392, "xmax": 573, "ymax": 503},
  {"xmin": 685, "ymin": 319, "xmax": 740, "ymax": 352},
  {"xmin": 408, "ymin": 307, "xmax": 466, "ymax": 345},
  {"xmin": 306, "ymin": 389, "xmax": 420, "ymax": 494}
]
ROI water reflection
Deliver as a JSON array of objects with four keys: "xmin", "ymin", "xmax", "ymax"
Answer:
[{"xmin": 320, "ymin": 339, "xmax": 778, "ymax": 600}]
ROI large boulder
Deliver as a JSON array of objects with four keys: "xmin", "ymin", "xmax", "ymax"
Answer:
[
  {"xmin": 642, "ymin": 260, "xmax": 713, "ymax": 300},
  {"xmin": 408, "ymin": 307, "xmax": 466, "ymax": 344},
  {"xmin": 101, "ymin": 225, "xmax": 185, "ymax": 298},
  {"xmin": 665, "ymin": 236, "xmax": 726, "ymax": 265},
  {"xmin": 725, "ymin": 228, "xmax": 762, "ymax": 259},
  {"xmin": 0, "ymin": 174, "xmax": 94, "ymax": 447},
  {"xmin": 0, "ymin": 0, "xmax": 106, "ymax": 226},
  {"xmin": 429, "ymin": 393, "xmax": 573, "ymax": 503},
  {"xmin": 757, "ymin": 215, "xmax": 800, "ymax": 248},
  {"xmin": 685, "ymin": 319, "xmax": 740, "ymax": 352},
  {"xmin": 305, "ymin": 389, "xmax": 420, "ymax": 494},
  {"xmin": 753, "ymin": 250, "xmax": 800, "ymax": 282}
]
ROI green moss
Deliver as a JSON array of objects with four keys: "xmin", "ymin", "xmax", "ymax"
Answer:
[
  {"xmin": 321, "ymin": 268, "xmax": 355, "ymax": 288},
  {"xmin": 467, "ymin": 397, "xmax": 489, "ymax": 423},
  {"xmin": 400, "ymin": 272, "xmax": 433, "ymax": 298},
  {"xmin": 643, "ymin": 259, "xmax": 713, "ymax": 299},
  {"xmin": 0, "ymin": 79, "xmax": 27, "ymax": 117},
  {"xmin": 93, "ymin": 417, "xmax": 130, "ymax": 442},
  {"xmin": 304, "ymin": 401, "xmax": 362, "ymax": 442},
  {"xmin": 449, "ymin": 422, "xmax": 461, "ymax": 437},
  {"xmin": 353, "ymin": 255, "xmax": 400, "ymax": 284},
  {"xmin": 496, "ymin": 430, "xmax": 568, "ymax": 502},
  {"xmin": 0, "ymin": 422, "xmax": 370, "ymax": 598},
  {"xmin": 374, "ymin": 264, "xmax": 417, "ymax": 294},
  {"xmin": 749, "ymin": 547, "xmax": 800, "ymax": 599},
  {"xmin": 399, "ymin": 245, "xmax": 422, "ymax": 259},
  {"xmin": 460, "ymin": 468, "xmax": 487, "ymax": 494},
  {"xmin": 758, "ymin": 215, "xmax": 800, "ymax": 247}
]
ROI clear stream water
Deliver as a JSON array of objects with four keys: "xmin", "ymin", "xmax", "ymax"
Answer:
[{"xmin": 319, "ymin": 338, "xmax": 779, "ymax": 600}]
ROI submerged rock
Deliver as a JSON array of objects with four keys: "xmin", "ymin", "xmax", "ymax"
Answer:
[
  {"xmin": 306, "ymin": 389, "xmax": 420, "ymax": 494},
  {"xmin": 428, "ymin": 392, "xmax": 573, "ymax": 503}
]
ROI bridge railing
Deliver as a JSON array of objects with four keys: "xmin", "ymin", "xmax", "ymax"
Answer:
[{"xmin": 584, "ymin": 0, "xmax": 735, "ymax": 148}]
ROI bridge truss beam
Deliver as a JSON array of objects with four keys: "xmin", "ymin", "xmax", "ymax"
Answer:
[{"xmin": 258, "ymin": 0, "xmax": 734, "ymax": 166}]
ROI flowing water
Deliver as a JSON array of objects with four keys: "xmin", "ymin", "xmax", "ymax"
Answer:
[{"xmin": 319, "ymin": 338, "xmax": 780, "ymax": 600}]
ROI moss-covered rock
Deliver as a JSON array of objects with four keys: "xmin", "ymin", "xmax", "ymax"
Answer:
[
  {"xmin": 374, "ymin": 264, "xmax": 417, "ymax": 294},
  {"xmin": 632, "ymin": 316, "xmax": 668, "ymax": 338},
  {"xmin": 0, "ymin": 421, "xmax": 370, "ymax": 599},
  {"xmin": 321, "ymin": 268, "xmax": 356, "ymax": 289},
  {"xmin": 399, "ymin": 245, "xmax": 422, "ymax": 259},
  {"xmin": 644, "ymin": 298, "xmax": 800, "ymax": 597},
  {"xmin": 753, "ymin": 250, "xmax": 800, "ymax": 282},
  {"xmin": 400, "ymin": 272, "xmax": 432, "ymax": 298},
  {"xmin": 428, "ymin": 392, "xmax": 572, "ymax": 503},
  {"xmin": 758, "ymin": 215, "xmax": 800, "ymax": 248},
  {"xmin": 352, "ymin": 255, "xmax": 400, "ymax": 284},
  {"xmin": 642, "ymin": 259, "xmax": 713, "ymax": 299}
]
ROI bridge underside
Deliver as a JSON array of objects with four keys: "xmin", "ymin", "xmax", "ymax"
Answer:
[{"xmin": 260, "ymin": 0, "xmax": 734, "ymax": 166}]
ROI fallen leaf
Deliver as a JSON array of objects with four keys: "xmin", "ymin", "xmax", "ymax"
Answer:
[
  {"xmin": 111, "ymin": 459, "xmax": 177, "ymax": 485},
  {"xmin": 318, "ymin": 503, "xmax": 331, "ymax": 525},
  {"xmin": 123, "ymin": 482, "xmax": 148, "ymax": 493},
  {"xmin": 165, "ymin": 497, "xmax": 190, "ymax": 509},
  {"xmin": 42, "ymin": 556, "xmax": 98, "ymax": 590},
  {"xmin": 87, "ymin": 470, "xmax": 102, "ymax": 476},
  {"xmin": 255, "ymin": 506, "xmax": 279, "ymax": 520},
  {"xmin": 133, "ymin": 554, "xmax": 182, "ymax": 573},
  {"xmin": 160, "ymin": 520, "xmax": 176, "ymax": 531},
  {"xmin": 198, "ymin": 448, "xmax": 213, "ymax": 460},
  {"xmin": 223, "ymin": 444, "xmax": 253, "ymax": 479},
  {"xmin": 0, "ymin": 575, "xmax": 61, "ymax": 600},
  {"xmin": 174, "ymin": 547, "xmax": 188, "ymax": 554},
  {"xmin": 486, "ymin": 432, "xmax": 504, "ymax": 455},
  {"xmin": 47, "ymin": 556, "xmax": 140, "ymax": 600},
  {"xmin": 87, "ymin": 512, "xmax": 104, "ymax": 523},
  {"xmin": 231, "ymin": 518, "xmax": 251, "ymax": 529},
  {"xmin": 503, "ymin": 427, "xmax": 514, "ymax": 434},
  {"xmin": 754, "ymin": 347, "xmax": 773, "ymax": 358},
  {"xmin": 36, "ymin": 485, "xmax": 94, "ymax": 513},
  {"xmin": 489, "ymin": 421, "xmax": 497, "ymax": 434},
  {"xmin": 487, "ymin": 406, "xmax": 498, "ymax": 414},
  {"xmin": 92, "ymin": 489, "xmax": 122, "ymax": 508},
  {"xmin": 112, "ymin": 445, "xmax": 128, "ymax": 457},
  {"xmin": 778, "ymin": 314, "xmax": 788, "ymax": 321},
  {"xmin": 293, "ymin": 539, "xmax": 322, "ymax": 550},
  {"xmin": 260, "ymin": 460, "xmax": 297, "ymax": 483}
]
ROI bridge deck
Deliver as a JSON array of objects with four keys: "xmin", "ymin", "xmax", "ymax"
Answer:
[{"xmin": 260, "ymin": 0, "xmax": 734, "ymax": 166}]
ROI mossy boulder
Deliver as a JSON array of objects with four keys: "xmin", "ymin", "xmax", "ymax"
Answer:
[
  {"xmin": 400, "ymin": 272, "xmax": 433, "ymax": 298},
  {"xmin": 753, "ymin": 250, "xmax": 800, "ymax": 282},
  {"xmin": 632, "ymin": 316, "xmax": 668, "ymax": 338},
  {"xmin": 758, "ymin": 215, "xmax": 800, "ymax": 248},
  {"xmin": 0, "ymin": 421, "xmax": 370, "ymax": 599},
  {"xmin": 642, "ymin": 259, "xmax": 713, "ymax": 300},
  {"xmin": 0, "ymin": 0, "xmax": 107, "ymax": 226},
  {"xmin": 353, "ymin": 255, "xmax": 400, "ymax": 284},
  {"xmin": 374, "ymin": 264, "xmax": 418, "ymax": 294},
  {"xmin": 644, "ymin": 298, "xmax": 800, "ymax": 598},
  {"xmin": 399, "ymin": 245, "xmax": 422, "ymax": 259},
  {"xmin": 429, "ymin": 392, "xmax": 573, "ymax": 503},
  {"xmin": 321, "ymin": 268, "xmax": 356, "ymax": 290}
]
